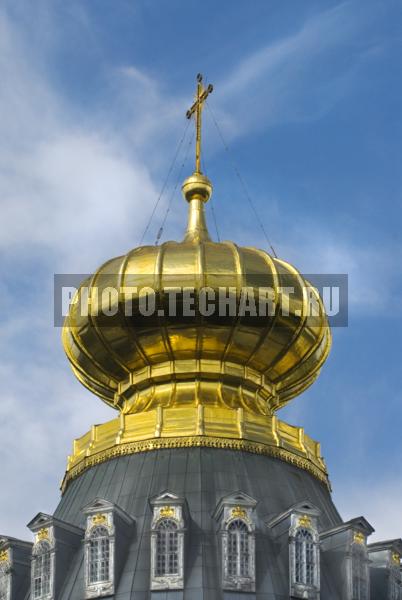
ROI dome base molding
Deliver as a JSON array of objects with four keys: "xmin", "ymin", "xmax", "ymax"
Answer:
[{"xmin": 62, "ymin": 406, "xmax": 329, "ymax": 492}]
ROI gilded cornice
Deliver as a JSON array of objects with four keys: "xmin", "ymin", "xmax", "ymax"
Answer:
[{"xmin": 62, "ymin": 406, "xmax": 329, "ymax": 493}]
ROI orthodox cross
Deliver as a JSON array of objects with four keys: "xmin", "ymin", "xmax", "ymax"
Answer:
[{"xmin": 186, "ymin": 73, "xmax": 213, "ymax": 174}]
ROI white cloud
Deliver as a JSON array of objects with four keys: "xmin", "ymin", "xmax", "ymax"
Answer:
[
  {"xmin": 230, "ymin": 217, "xmax": 402, "ymax": 314},
  {"xmin": 0, "ymin": 8, "xmax": 162, "ymax": 536},
  {"xmin": 1, "ymin": 132, "xmax": 157, "ymax": 270},
  {"xmin": 0, "ymin": 346, "xmax": 114, "ymax": 538},
  {"xmin": 280, "ymin": 229, "xmax": 402, "ymax": 314},
  {"xmin": 0, "ymin": 2, "xmax": 385, "ymax": 269},
  {"xmin": 213, "ymin": 3, "xmax": 376, "ymax": 138},
  {"xmin": 112, "ymin": 65, "xmax": 185, "ymax": 155},
  {"xmin": 0, "ymin": 8, "xmax": 165, "ymax": 273},
  {"xmin": 334, "ymin": 478, "xmax": 402, "ymax": 541}
]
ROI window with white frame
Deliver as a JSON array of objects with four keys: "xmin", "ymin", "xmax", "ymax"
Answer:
[
  {"xmin": 150, "ymin": 495, "xmax": 185, "ymax": 591},
  {"xmin": 290, "ymin": 516, "xmax": 320, "ymax": 599},
  {"xmin": 88, "ymin": 526, "xmax": 111, "ymax": 585},
  {"xmin": 83, "ymin": 499, "xmax": 134, "ymax": 600},
  {"xmin": 389, "ymin": 568, "xmax": 401, "ymax": 600},
  {"xmin": 0, "ymin": 560, "xmax": 10, "ymax": 600},
  {"xmin": 295, "ymin": 528, "xmax": 315, "ymax": 586},
  {"xmin": 221, "ymin": 513, "xmax": 255, "ymax": 591},
  {"xmin": 32, "ymin": 541, "xmax": 52, "ymax": 600},
  {"xmin": 213, "ymin": 493, "xmax": 257, "ymax": 593},
  {"xmin": 155, "ymin": 519, "xmax": 179, "ymax": 577},
  {"xmin": 351, "ymin": 543, "xmax": 368, "ymax": 600},
  {"xmin": 227, "ymin": 519, "xmax": 251, "ymax": 579},
  {"xmin": 84, "ymin": 517, "xmax": 114, "ymax": 599}
]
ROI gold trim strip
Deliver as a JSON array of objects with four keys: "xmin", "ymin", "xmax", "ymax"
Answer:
[{"xmin": 61, "ymin": 434, "xmax": 330, "ymax": 494}]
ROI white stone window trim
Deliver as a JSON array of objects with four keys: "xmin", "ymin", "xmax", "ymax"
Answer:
[
  {"xmin": 227, "ymin": 519, "xmax": 251, "ymax": 578},
  {"xmin": 0, "ymin": 558, "xmax": 11, "ymax": 600},
  {"xmin": 295, "ymin": 529, "xmax": 316, "ymax": 586},
  {"xmin": 155, "ymin": 518, "xmax": 180, "ymax": 577},
  {"xmin": 31, "ymin": 539, "xmax": 55, "ymax": 600},
  {"xmin": 88, "ymin": 526, "xmax": 110, "ymax": 585},
  {"xmin": 389, "ymin": 564, "xmax": 401, "ymax": 600},
  {"xmin": 222, "ymin": 515, "xmax": 256, "ymax": 592},
  {"xmin": 84, "ymin": 517, "xmax": 115, "ymax": 600},
  {"xmin": 348, "ymin": 540, "xmax": 370, "ymax": 600},
  {"xmin": 289, "ymin": 518, "xmax": 320, "ymax": 599},
  {"xmin": 150, "ymin": 512, "xmax": 185, "ymax": 591}
]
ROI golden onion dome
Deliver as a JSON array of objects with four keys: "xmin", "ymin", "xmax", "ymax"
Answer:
[
  {"xmin": 61, "ymin": 76, "xmax": 331, "ymax": 491},
  {"xmin": 63, "ymin": 171, "xmax": 330, "ymax": 416}
]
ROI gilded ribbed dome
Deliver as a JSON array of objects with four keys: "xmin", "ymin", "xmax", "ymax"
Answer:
[
  {"xmin": 61, "ymin": 78, "xmax": 331, "ymax": 489},
  {"xmin": 62, "ymin": 172, "xmax": 330, "ymax": 416}
]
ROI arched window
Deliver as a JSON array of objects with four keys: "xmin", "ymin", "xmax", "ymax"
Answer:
[
  {"xmin": 32, "ymin": 541, "xmax": 52, "ymax": 599},
  {"xmin": 156, "ymin": 519, "xmax": 179, "ymax": 577},
  {"xmin": 150, "ymin": 496, "xmax": 185, "ymax": 591},
  {"xmin": 88, "ymin": 526, "xmax": 111, "ymax": 585},
  {"xmin": 213, "ymin": 494, "xmax": 257, "ymax": 592},
  {"xmin": 295, "ymin": 529, "xmax": 316, "ymax": 586},
  {"xmin": 227, "ymin": 519, "xmax": 251, "ymax": 578},
  {"xmin": 352, "ymin": 544, "xmax": 368, "ymax": 600},
  {"xmin": 0, "ymin": 561, "xmax": 10, "ymax": 600},
  {"xmin": 389, "ymin": 570, "xmax": 400, "ymax": 600},
  {"xmin": 222, "ymin": 516, "xmax": 255, "ymax": 591}
]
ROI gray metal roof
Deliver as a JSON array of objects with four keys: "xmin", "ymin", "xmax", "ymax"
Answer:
[{"xmin": 51, "ymin": 447, "xmax": 342, "ymax": 599}]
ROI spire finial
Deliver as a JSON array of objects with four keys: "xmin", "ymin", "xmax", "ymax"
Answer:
[
  {"xmin": 182, "ymin": 74, "xmax": 214, "ymax": 242},
  {"xmin": 186, "ymin": 73, "xmax": 213, "ymax": 174}
]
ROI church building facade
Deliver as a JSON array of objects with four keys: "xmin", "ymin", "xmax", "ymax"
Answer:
[{"xmin": 1, "ymin": 76, "xmax": 400, "ymax": 600}]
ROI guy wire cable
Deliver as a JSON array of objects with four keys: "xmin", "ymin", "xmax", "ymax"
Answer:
[
  {"xmin": 201, "ymin": 155, "xmax": 221, "ymax": 243},
  {"xmin": 155, "ymin": 128, "xmax": 195, "ymax": 245},
  {"xmin": 205, "ymin": 100, "xmax": 277, "ymax": 257},
  {"xmin": 139, "ymin": 119, "xmax": 191, "ymax": 246}
]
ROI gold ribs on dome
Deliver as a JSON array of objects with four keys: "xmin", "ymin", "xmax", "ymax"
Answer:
[{"xmin": 61, "ymin": 75, "xmax": 332, "ymax": 490}]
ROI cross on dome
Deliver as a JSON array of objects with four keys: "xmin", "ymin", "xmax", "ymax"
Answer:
[{"xmin": 186, "ymin": 73, "xmax": 213, "ymax": 174}]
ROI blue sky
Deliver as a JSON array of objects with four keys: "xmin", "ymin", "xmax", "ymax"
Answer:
[{"xmin": 0, "ymin": 0, "xmax": 401, "ymax": 539}]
